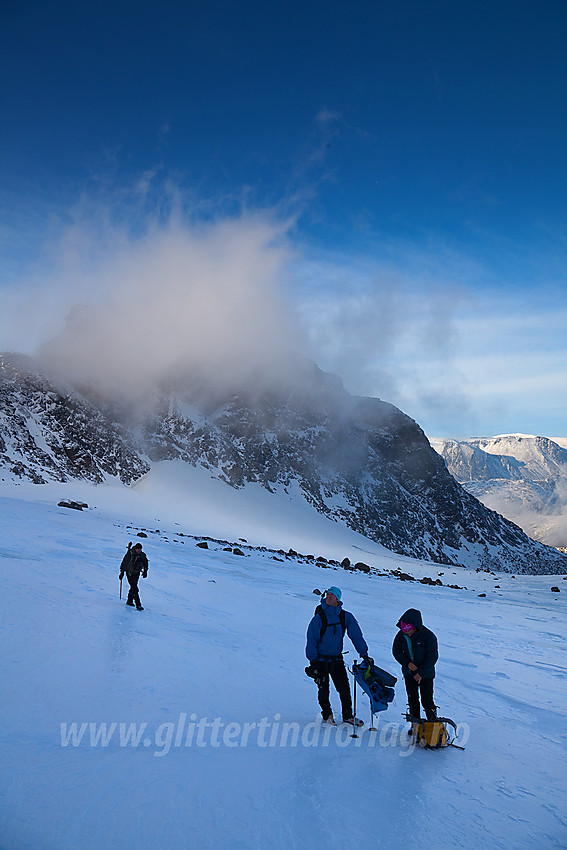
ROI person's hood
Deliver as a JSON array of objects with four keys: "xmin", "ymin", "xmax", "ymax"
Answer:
[{"xmin": 396, "ymin": 608, "xmax": 423, "ymax": 630}]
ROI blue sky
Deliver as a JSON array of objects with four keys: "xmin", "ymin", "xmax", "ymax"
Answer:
[{"xmin": 1, "ymin": 0, "xmax": 566, "ymax": 437}]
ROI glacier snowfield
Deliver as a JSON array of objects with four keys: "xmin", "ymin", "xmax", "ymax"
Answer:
[{"xmin": 1, "ymin": 475, "xmax": 566, "ymax": 850}]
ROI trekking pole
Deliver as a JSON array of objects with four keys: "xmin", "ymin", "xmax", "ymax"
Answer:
[
  {"xmin": 350, "ymin": 663, "xmax": 359, "ymax": 739},
  {"xmin": 120, "ymin": 577, "xmax": 122, "ymax": 599},
  {"xmin": 369, "ymin": 705, "xmax": 377, "ymax": 732}
]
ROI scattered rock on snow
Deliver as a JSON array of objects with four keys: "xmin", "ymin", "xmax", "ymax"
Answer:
[
  {"xmin": 551, "ymin": 586, "xmax": 560, "ymax": 592},
  {"xmin": 393, "ymin": 570, "xmax": 416, "ymax": 582}
]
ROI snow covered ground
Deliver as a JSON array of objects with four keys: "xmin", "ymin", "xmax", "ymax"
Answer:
[{"xmin": 1, "ymin": 467, "xmax": 567, "ymax": 850}]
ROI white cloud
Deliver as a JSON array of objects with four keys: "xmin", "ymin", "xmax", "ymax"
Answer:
[
  {"xmin": 291, "ymin": 247, "xmax": 567, "ymax": 437},
  {"xmin": 1, "ymin": 209, "xmax": 306, "ymax": 401},
  {"xmin": 2, "ymin": 182, "xmax": 565, "ymax": 439}
]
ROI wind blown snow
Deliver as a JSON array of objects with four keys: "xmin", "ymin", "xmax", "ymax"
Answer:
[{"xmin": 2, "ymin": 212, "xmax": 305, "ymax": 401}]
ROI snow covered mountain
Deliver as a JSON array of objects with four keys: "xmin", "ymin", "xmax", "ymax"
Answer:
[
  {"xmin": 431, "ymin": 434, "xmax": 567, "ymax": 551},
  {"xmin": 0, "ymin": 352, "xmax": 149, "ymax": 485},
  {"xmin": 1, "ymin": 352, "xmax": 566, "ymax": 574}
]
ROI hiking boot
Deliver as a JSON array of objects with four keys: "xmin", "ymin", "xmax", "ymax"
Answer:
[
  {"xmin": 126, "ymin": 601, "xmax": 135, "ymax": 606},
  {"xmin": 343, "ymin": 717, "xmax": 364, "ymax": 727},
  {"xmin": 136, "ymin": 605, "xmax": 144, "ymax": 611},
  {"xmin": 323, "ymin": 715, "xmax": 337, "ymax": 726},
  {"xmin": 426, "ymin": 709, "xmax": 438, "ymax": 721}
]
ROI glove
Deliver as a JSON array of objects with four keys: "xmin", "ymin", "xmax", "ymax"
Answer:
[
  {"xmin": 305, "ymin": 662, "xmax": 325, "ymax": 687},
  {"xmin": 142, "ymin": 570, "xmax": 148, "ymax": 578},
  {"xmin": 305, "ymin": 662, "xmax": 317, "ymax": 679},
  {"xmin": 119, "ymin": 572, "xmax": 124, "ymax": 580},
  {"xmin": 363, "ymin": 656, "xmax": 374, "ymax": 666}
]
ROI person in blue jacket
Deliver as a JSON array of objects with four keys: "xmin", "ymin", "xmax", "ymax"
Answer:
[
  {"xmin": 306, "ymin": 586, "xmax": 371, "ymax": 726},
  {"xmin": 392, "ymin": 608, "xmax": 439, "ymax": 721}
]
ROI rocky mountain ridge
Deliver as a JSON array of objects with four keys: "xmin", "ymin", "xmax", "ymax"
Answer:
[
  {"xmin": 431, "ymin": 434, "xmax": 567, "ymax": 550},
  {"xmin": 1, "ymin": 352, "xmax": 565, "ymax": 574}
]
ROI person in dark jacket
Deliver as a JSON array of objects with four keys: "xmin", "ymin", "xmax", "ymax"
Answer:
[
  {"xmin": 392, "ymin": 608, "xmax": 438, "ymax": 720},
  {"xmin": 306, "ymin": 586, "xmax": 371, "ymax": 726},
  {"xmin": 119, "ymin": 543, "xmax": 148, "ymax": 610}
]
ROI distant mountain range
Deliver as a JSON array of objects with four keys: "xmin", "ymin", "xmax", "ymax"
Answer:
[
  {"xmin": 1, "ymin": 351, "xmax": 565, "ymax": 574},
  {"xmin": 430, "ymin": 434, "xmax": 567, "ymax": 551}
]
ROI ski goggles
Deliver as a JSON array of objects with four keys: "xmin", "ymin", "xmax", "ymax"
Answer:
[{"xmin": 400, "ymin": 621, "xmax": 415, "ymax": 634}]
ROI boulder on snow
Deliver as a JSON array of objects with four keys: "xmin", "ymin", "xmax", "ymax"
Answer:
[
  {"xmin": 551, "ymin": 586, "xmax": 560, "ymax": 592},
  {"xmin": 58, "ymin": 500, "xmax": 88, "ymax": 511}
]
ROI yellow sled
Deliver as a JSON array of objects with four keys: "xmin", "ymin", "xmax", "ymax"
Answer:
[{"xmin": 406, "ymin": 714, "xmax": 465, "ymax": 750}]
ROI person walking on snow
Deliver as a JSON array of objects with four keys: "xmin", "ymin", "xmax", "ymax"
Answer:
[
  {"xmin": 119, "ymin": 542, "xmax": 148, "ymax": 610},
  {"xmin": 305, "ymin": 586, "xmax": 372, "ymax": 726},
  {"xmin": 392, "ymin": 608, "xmax": 438, "ymax": 721}
]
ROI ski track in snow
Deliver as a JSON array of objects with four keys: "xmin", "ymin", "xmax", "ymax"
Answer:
[{"xmin": 1, "ymin": 483, "xmax": 567, "ymax": 850}]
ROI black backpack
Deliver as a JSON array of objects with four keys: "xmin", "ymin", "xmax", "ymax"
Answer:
[{"xmin": 315, "ymin": 604, "xmax": 346, "ymax": 638}]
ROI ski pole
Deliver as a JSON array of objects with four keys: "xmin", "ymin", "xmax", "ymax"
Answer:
[
  {"xmin": 351, "ymin": 663, "xmax": 359, "ymax": 738},
  {"xmin": 369, "ymin": 706, "xmax": 377, "ymax": 732},
  {"xmin": 120, "ymin": 577, "xmax": 122, "ymax": 599}
]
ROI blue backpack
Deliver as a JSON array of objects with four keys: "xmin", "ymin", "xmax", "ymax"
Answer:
[{"xmin": 352, "ymin": 659, "xmax": 397, "ymax": 713}]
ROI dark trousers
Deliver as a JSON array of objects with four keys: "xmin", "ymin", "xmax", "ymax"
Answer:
[
  {"xmin": 404, "ymin": 675, "xmax": 436, "ymax": 720},
  {"xmin": 126, "ymin": 573, "xmax": 141, "ymax": 607},
  {"xmin": 316, "ymin": 658, "xmax": 353, "ymax": 721}
]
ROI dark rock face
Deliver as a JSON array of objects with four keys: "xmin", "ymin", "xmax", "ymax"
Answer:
[
  {"xmin": 1, "ymin": 353, "xmax": 565, "ymax": 574},
  {"xmin": 0, "ymin": 353, "xmax": 149, "ymax": 485}
]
